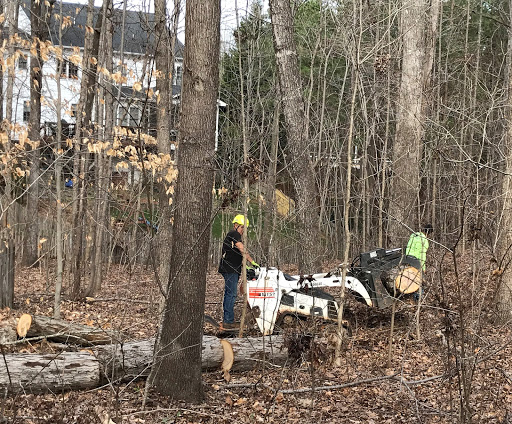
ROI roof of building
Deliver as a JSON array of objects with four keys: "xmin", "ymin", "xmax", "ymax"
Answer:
[{"xmin": 20, "ymin": 1, "xmax": 184, "ymax": 56}]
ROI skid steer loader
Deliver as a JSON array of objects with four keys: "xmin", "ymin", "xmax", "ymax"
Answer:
[{"xmin": 246, "ymin": 248, "xmax": 422, "ymax": 335}]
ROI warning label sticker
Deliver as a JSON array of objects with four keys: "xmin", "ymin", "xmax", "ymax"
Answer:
[{"xmin": 249, "ymin": 288, "xmax": 276, "ymax": 299}]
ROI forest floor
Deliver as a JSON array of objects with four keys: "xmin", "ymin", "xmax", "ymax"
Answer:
[{"xmin": 1, "ymin": 249, "xmax": 512, "ymax": 423}]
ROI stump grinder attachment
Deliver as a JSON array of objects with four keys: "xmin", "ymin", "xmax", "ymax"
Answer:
[{"xmin": 246, "ymin": 248, "xmax": 422, "ymax": 335}]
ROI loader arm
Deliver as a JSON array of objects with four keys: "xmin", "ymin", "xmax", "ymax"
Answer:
[{"xmin": 247, "ymin": 267, "xmax": 373, "ymax": 335}]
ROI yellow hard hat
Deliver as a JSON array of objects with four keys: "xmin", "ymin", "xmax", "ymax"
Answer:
[{"xmin": 232, "ymin": 214, "xmax": 249, "ymax": 227}]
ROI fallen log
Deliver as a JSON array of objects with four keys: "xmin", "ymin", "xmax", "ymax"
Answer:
[
  {"xmin": 0, "ymin": 321, "xmax": 16, "ymax": 344},
  {"xmin": 0, "ymin": 352, "xmax": 100, "ymax": 392},
  {"xmin": 0, "ymin": 335, "xmax": 288, "ymax": 393},
  {"xmin": 24, "ymin": 315, "xmax": 121, "ymax": 345}
]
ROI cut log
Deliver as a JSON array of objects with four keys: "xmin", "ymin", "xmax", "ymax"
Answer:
[
  {"xmin": 16, "ymin": 314, "xmax": 32, "ymax": 338},
  {"xmin": 221, "ymin": 339, "xmax": 234, "ymax": 382},
  {"xmin": 0, "ymin": 352, "xmax": 100, "ymax": 393},
  {"xmin": 25, "ymin": 315, "xmax": 121, "ymax": 345},
  {"xmin": 0, "ymin": 335, "xmax": 288, "ymax": 393}
]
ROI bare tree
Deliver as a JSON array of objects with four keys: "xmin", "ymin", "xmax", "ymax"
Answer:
[
  {"xmin": 0, "ymin": 0, "xmax": 18, "ymax": 308},
  {"xmin": 53, "ymin": 0, "xmax": 64, "ymax": 318},
  {"xmin": 70, "ymin": 0, "xmax": 108, "ymax": 298},
  {"xmin": 387, "ymin": 0, "xmax": 428, "ymax": 243},
  {"xmin": 23, "ymin": 0, "xmax": 52, "ymax": 267},
  {"xmin": 152, "ymin": 0, "xmax": 220, "ymax": 401},
  {"xmin": 85, "ymin": 1, "xmax": 113, "ymax": 297},
  {"xmin": 498, "ymin": 0, "xmax": 512, "ymax": 320},
  {"xmin": 154, "ymin": 0, "xmax": 181, "ymax": 289},
  {"xmin": 268, "ymin": 0, "xmax": 320, "ymax": 273}
]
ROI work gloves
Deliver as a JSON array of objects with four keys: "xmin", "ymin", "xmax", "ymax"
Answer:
[{"xmin": 251, "ymin": 260, "xmax": 260, "ymax": 268}]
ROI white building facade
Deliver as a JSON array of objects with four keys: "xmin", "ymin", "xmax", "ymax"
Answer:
[{"xmin": 3, "ymin": 1, "xmax": 183, "ymax": 134}]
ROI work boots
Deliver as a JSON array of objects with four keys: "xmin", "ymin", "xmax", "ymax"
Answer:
[{"xmin": 221, "ymin": 322, "xmax": 239, "ymax": 330}]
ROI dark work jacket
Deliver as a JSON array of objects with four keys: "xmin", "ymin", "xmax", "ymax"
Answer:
[{"xmin": 218, "ymin": 229, "xmax": 243, "ymax": 274}]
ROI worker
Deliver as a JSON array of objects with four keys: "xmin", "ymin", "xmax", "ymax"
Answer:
[
  {"xmin": 405, "ymin": 223, "xmax": 433, "ymax": 271},
  {"xmin": 218, "ymin": 214, "xmax": 259, "ymax": 329}
]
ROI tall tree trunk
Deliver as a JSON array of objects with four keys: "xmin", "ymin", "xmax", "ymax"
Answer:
[
  {"xmin": 387, "ymin": 0, "xmax": 427, "ymax": 244},
  {"xmin": 23, "ymin": 0, "xmax": 51, "ymax": 266},
  {"xmin": 152, "ymin": 0, "xmax": 220, "ymax": 402},
  {"xmin": 498, "ymin": 0, "xmax": 512, "ymax": 321},
  {"xmin": 70, "ymin": 0, "xmax": 108, "ymax": 298},
  {"xmin": 269, "ymin": 0, "xmax": 320, "ymax": 273},
  {"xmin": 4, "ymin": 0, "xmax": 17, "ymax": 136},
  {"xmin": 154, "ymin": 0, "xmax": 180, "ymax": 290},
  {"xmin": 0, "ymin": 0, "xmax": 18, "ymax": 308},
  {"xmin": 85, "ymin": 3, "xmax": 113, "ymax": 297},
  {"xmin": 54, "ymin": 0, "xmax": 64, "ymax": 318}
]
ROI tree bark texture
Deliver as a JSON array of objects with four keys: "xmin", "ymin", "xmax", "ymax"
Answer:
[
  {"xmin": 23, "ymin": 0, "xmax": 49, "ymax": 267},
  {"xmin": 0, "ymin": 336, "xmax": 288, "ymax": 394},
  {"xmin": 24, "ymin": 315, "xmax": 121, "ymax": 345},
  {"xmin": 153, "ymin": 0, "xmax": 176, "ymax": 290},
  {"xmin": 0, "ymin": 240, "xmax": 14, "ymax": 308},
  {"xmin": 152, "ymin": 0, "xmax": 221, "ymax": 402},
  {"xmin": 269, "ymin": 0, "xmax": 320, "ymax": 273},
  {"xmin": 70, "ymin": 0, "xmax": 108, "ymax": 298},
  {"xmin": 388, "ymin": 0, "xmax": 427, "ymax": 244},
  {"xmin": 498, "ymin": 0, "xmax": 512, "ymax": 321},
  {"xmin": 54, "ymin": 0, "xmax": 64, "ymax": 319},
  {"xmin": 86, "ymin": 4, "xmax": 113, "ymax": 297}
]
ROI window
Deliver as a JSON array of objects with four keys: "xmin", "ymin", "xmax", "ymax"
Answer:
[
  {"xmin": 23, "ymin": 101, "xmax": 30, "ymax": 122},
  {"xmin": 129, "ymin": 105, "xmax": 140, "ymax": 127},
  {"xmin": 119, "ymin": 103, "xmax": 143, "ymax": 127},
  {"xmin": 18, "ymin": 56, "xmax": 27, "ymax": 70},
  {"xmin": 175, "ymin": 66, "xmax": 182, "ymax": 86},
  {"xmin": 58, "ymin": 60, "xmax": 79, "ymax": 78},
  {"xmin": 120, "ymin": 105, "xmax": 130, "ymax": 126},
  {"xmin": 68, "ymin": 60, "xmax": 78, "ymax": 79}
]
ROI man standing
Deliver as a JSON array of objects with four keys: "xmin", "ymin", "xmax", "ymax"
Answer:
[
  {"xmin": 405, "ymin": 223, "xmax": 433, "ymax": 271},
  {"xmin": 218, "ymin": 215, "xmax": 259, "ymax": 329}
]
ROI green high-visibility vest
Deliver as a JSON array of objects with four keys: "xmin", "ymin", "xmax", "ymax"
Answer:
[{"xmin": 406, "ymin": 232, "xmax": 429, "ymax": 271}]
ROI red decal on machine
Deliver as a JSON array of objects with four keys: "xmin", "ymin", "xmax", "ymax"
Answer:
[{"xmin": 249, "ymin": 288, "xmax": 275, "ymax": 298}]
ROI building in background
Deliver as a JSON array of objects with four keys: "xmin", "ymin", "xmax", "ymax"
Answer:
[{"xmin": 2, "ymin": 1, "xmax": 183, "ymax": 137}]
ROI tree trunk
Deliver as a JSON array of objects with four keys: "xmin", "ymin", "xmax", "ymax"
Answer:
[
  {"xmin": 54, "ymin": 0, "xmax": 64, "ymax": 318},
  {"xmin": 0, "ymin": 240, "xmax": 14, "ymax": 308},
  {"xmin": 86, "ymin": 3, "xmax": 113, "ymax": 297},
  {"xmin": 498, "ymin": 0, "xmax": 512, "ymax": 321},
  {"xmin": 0, "ymin": 0, "xmax": 15, "ymax": 306},
  {"xmin": 336, "ymin": 0, "xmax": 360, "ymax": 363},
  {"xmin": 0, "ymin": 335, "xmax": 288, "ymax": 394},
  {"xmin": 70, "ymin": 0, "xmax": 108, "ymax": 298},
  {"xmin": 387, "ymin": 0, "xmax": 427, "ymax": 244},
  {"xmin": 4, "ymin": 0, "xmax": 17, "ymax": 137},
  {"xmin": 269, "ymin": 0, "xmax": 320, "ymax": 273},
  {"xmin": 151, "ymin": 0, "xmax": 220, "ymax": 402},
  {"xmin": 154, "ymin": 0, "xmax": 180, "ymax": 290},
  {"xmin": 23, "ymin": 0, "xmax": 50, "ymax": 267}
]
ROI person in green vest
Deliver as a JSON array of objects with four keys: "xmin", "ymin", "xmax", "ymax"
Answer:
[{"xmin": 405, "ymin": 223, "xmax": 433, "ymax": 271}]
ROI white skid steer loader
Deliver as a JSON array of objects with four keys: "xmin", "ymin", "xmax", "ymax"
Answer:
[{"xmin": 246, "ymin": 248, "xmax": 423, "ymax": 335}]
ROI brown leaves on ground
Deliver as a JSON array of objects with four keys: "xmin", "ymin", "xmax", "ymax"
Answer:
[{"xmin": 1, "ymin": 250, "xmax": 512, "ymax": 423}]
